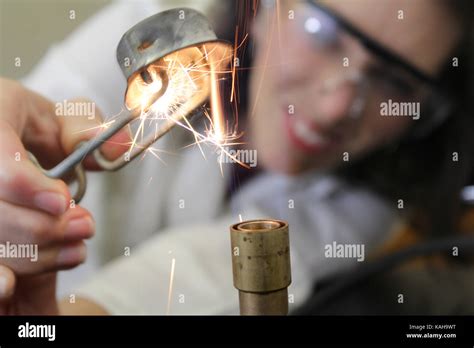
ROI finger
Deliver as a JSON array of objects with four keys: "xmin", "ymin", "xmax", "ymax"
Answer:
[
  {"xmin": 0, "ymin": 200, "xmax": 94, "ymax": 248},
  {"xmin": 1, "ymin": 80, "xmax": 68, "ymax": 167},
  {"xmin": 41, "ymin": 241, "xmax": 88, "ymax": 273},
  {"xmin": 0, "ymin": 120, "xmax": 70, "ymax": 216},
  {"xmin": 0, "ymin": 240, "xmax": 87, "ymax": 276},
  {"xmin": 0, "ymin": 264, "xmax": 15, "ymax": 302},
  {"xmin": 0, "ymin": 80, "xmax": 129, "ymax": 172},
  {"xmin": 0, "ymin": 82, "xmax": 70, "ymax": 212},
  {"xmin": 59, "ymin": 205, "xmax": 96, "ymax": 242}
]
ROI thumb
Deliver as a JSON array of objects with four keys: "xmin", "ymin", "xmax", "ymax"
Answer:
[
  {"xmin": 0, "ymin": 264, "xmax": 16, "ymax": 303},
  {"xmin": 58, "ymin": 99, "xmax": 131, "ymax": 170}
]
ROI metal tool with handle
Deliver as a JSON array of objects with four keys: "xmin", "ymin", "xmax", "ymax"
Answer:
[{"xmin": 28, "ymin": 8, "xmax": 232, "ymax": 203}]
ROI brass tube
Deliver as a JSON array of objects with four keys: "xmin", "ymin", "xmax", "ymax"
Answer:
[{"xmin": 230, "ymin": 219, "xmax": 291, "ymax": 315}]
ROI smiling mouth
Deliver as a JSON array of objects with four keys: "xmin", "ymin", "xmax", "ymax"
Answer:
[
  {"xmin": 283, "ymin": 110, "xmax": 341, "ymax": 154},
  {"xmin": 294, "ymin": 117, "xmax": 329, "ymax": 146}
]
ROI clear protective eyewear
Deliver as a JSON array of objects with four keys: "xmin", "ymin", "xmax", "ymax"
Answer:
[{"xmin": 262, "ymin": 0, "xmax": 453, "ymax": 136}]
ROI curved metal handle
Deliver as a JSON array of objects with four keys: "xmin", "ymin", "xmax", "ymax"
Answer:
[
  {"xmin": 24, "ymin": 110, "xmax": 136, "ymax": 204},
  {"xmin": 28, "ymin": 150, "xmax": 87, "ymax": 204},
  {"xmin": 27, "ymin": 106, "xmax": 202, "ymax": 202},
  {"xmin": 45, "ymin": 110, "xmax": 136, "ymax": 179},
  {"xmin": 92, "ymin": 107, "xmax": 203, "ymax": 171}
]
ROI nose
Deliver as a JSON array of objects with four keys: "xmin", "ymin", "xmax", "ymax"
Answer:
[
  {"xmin": 279, "ymin": 66, "xmax": 365, "ymax": 131},
  {"xmin": 275, "ymin": 21, "xmax": 369, "ymax": 130},
  {"xmin": 315, "ymin": 71, "xmax": 366, "ymax": 129}
]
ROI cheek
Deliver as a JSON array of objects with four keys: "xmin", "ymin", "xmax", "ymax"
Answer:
[{"xmin": 352, "ymin": 112, "xmax": 412, "ymax": 155}]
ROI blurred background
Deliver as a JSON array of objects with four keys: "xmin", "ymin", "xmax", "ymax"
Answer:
[{"xmin": 0, "ymin": 0, "xmax": 112, "ymax": 79}]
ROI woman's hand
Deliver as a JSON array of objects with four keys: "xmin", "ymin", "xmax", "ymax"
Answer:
[{"xmin": 0, "ymin": 78, "xmax": 128, "ymax": 314}]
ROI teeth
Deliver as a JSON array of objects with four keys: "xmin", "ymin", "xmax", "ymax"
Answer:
[{"xmin": 293, "ymin": 118, "xmax": 328, "ymax": 146}]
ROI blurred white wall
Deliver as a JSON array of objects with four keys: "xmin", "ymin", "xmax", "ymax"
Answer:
[
  {"xmin": 0, "ymin": 0, "xmax": 215, "ymax": 79},
  {"xmin": 0, "ymin": 0, "xmax": 112, "ymax": 79},
  {"xmin": 0, "ymin": 0, "xmax": 222, "ymax": 79}
]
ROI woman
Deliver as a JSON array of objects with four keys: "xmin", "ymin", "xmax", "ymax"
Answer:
[{"xmin": 0, "ymin": 0, "xmax": 472, "ymax": 315}]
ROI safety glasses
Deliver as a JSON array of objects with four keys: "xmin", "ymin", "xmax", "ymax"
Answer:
[{"xmin": 261, "ymin": 0, "xmax": 454, "ymax": 137}]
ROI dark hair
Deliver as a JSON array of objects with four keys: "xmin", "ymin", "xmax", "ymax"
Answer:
[
  {"xmin": 335, "ymin": 0, "xmax": 474, "ymax": 237},
  {"xmin": 215, "ymin": 0, "xmax": 474, "ymax": 237}
]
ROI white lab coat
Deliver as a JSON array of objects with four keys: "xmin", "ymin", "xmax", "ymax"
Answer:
[{"xmin": 23, "ymin": 0, "xmax": 399, "ymax": 314}]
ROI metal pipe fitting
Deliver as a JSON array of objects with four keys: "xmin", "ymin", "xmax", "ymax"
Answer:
[{"xmin": 230, "ymin": 219, "xmax": 291, "ymax": 315}]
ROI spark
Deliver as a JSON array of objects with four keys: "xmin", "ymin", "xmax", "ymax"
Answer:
[
  {"xmin": 73, "ymin": 115, "xmax": 120, "ymax": 135},
  {"xmin": 79, "ymin": 22, "xmax": 255, "ymax": 172},
  {"xmin": 146, "ymin": 176, "xmax": 153, "ymax": 186},
  {"xmin": 250, "ymin": 1, "xmax": 276, "ymax": 119},
  {"xmin": 166, "ymin": 257, "xmax": 176, "ymax": 315},
  {"xmin": 230, "ymin": 27, "xmax": 249, "ymax": 103},
  {"xmin": 146, "ymin": 147, "xmax": 167, "ymax": 165},
  {"xmin": 119, "ymin": 42, "xmax": 249, "ymax": 171},
  {"xmin": 209, "ymin": 50, "xmax": 225, "ymax": 144},
  {"xmin": 276, "ymin": 0, "xmax": 283, "ymax": 55}
]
